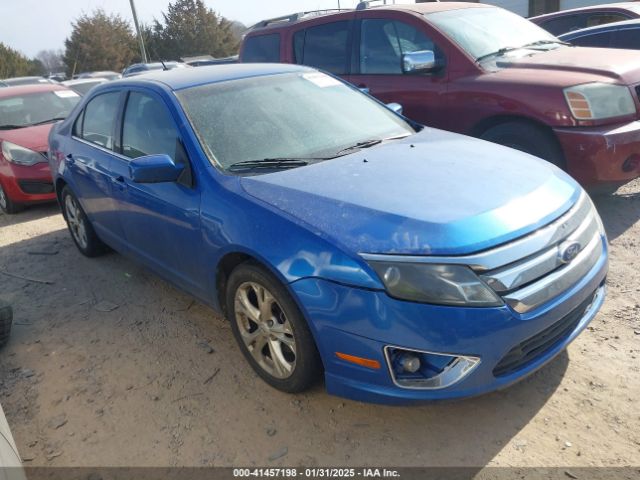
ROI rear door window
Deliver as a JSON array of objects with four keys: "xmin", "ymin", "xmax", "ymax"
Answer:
[
  {"xmin": 585, "ymin": 12, "xmax": 630, "ymax": 27},
  {"xmin": 243, "ymin": 34, "xmax": 281, "ymax": 62},
  {"xmin": 78, "ymin": 91, "xmax": 120, "ymax": 150},
  {"xmin": 612, "ymin": 28, "xmax": 640, "ymax": 49},
  {"xmin": 540, "ymin": 14, "xmax": 585, "ymax": 35},
  {"xmin": 570, "ymin": 31, "xmax": 613, "ymax": 47},
  {"xmin": 293, "ymin": 21, "xmax": 351, "ymax": 74}
]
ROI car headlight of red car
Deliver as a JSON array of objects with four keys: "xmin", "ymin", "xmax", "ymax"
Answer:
[
  {"xmin": 564, "ymin": 83, "xmax": 636, "ymax": 121},
  {"xmin": 1, "ymin": 141, "xmax": 46, "ymax": 166}
]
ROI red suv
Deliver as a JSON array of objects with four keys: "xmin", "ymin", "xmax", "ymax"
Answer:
[{"xmin": 240, "ymin": 2, "xmax": 640, "ymax": 190}]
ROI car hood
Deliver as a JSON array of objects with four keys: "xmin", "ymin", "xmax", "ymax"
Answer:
[
  {"xmin": 0, "ymin": 124, "xmax": 53, "ymax": 152},
  {"xmin": 240, "ymin": 129, "xmax": 580, "ymax": 256},
  {"xmin": 496, "ymin": 46, "xmax": 640, "ymax": 85}
]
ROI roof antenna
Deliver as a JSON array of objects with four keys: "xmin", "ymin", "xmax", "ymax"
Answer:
[{"xmin": 160, "ymin": 60, "xmax": 168, "ymax": 71}]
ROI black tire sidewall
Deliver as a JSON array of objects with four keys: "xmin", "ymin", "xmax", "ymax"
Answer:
[
  {"xmin": 481, "ymin": 122, "xmax": 565, "ymax": 169},
  {"xmin": 0, "ymin": 182, "xmax": 23, "ymax": 215},
  {"xmin": 226, "ymin": 262, "xmax": 322, "ymax": 393},
  {"xmin": 61, "ymin": 186, "xmax": 105, "ymax": 257}
]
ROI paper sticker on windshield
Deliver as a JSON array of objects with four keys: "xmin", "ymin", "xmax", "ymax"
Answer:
[
  {"xmin": 54, "ymin": 90, "xmax": 80, "ymax": 98},
  {"xmin": 302, "ymin": 72, "xmax": 341, "ymax": 88}
]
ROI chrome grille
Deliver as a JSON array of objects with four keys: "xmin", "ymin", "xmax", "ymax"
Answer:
[{"xmin": 477, "ymin": 192, "xmax": 604, "ymax": 313}]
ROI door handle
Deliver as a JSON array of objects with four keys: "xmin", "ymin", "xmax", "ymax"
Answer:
[
  {"xmin": 65, "ymin": 153, "xmax": 75, "ymax": 165},
  {"xmin": 110, "ymin": 175, "xmax": 126, "ymax": 191}
]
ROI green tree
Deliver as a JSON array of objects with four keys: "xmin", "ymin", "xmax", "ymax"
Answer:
[
  {"xmin": 63, "ymin": 10, "xmax": 138, "ymax": 76},
  {"xmin": 149, "ymin": 0, "xmax": 239, "ymax": 61},
  {"xmin": 0, "ymin": 43, "xmax": 41, "ymax": 78}
]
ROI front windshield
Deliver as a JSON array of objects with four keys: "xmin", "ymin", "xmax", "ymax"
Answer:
[
  {"xmin": 0, "ymin": 90, "xmax": 80, "ymax": 129},
  {"xmin": 428, "ymin": 7, "xmax": 560, "ymax": 61},
  {"xmin": 176, "ymin": 71, "xmax": 414, "ymax": 171}
]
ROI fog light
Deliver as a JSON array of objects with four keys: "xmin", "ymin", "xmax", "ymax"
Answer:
[
  {"xmin": 385, "ymin": 346, "xmax": 480, "ymax": 390},
  {"xmin": 399, "ymin": 353, "xmax": 421, "ymax": 373}
]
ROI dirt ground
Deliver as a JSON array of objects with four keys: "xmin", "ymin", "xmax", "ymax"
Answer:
[{"xmin": 0, "ymin": 180, "xmax": 638, "ymax": 468}]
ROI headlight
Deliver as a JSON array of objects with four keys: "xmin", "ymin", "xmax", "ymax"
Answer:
[
  {"xmin": 1, "ymin": 141, "xmax": 45, "ymax": 166},
  {"xmin": 564, "ymin": 83, "xmax": 636, "ymax": 120},
  {"xmin": 369, "ymin": 262, "xmax": 503, "ymax": 307}
]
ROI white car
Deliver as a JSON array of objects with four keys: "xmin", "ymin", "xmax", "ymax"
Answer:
[
  {"xmin": 61, "ymin": 78, "xmax": 109, "ymax": 96},
  {"xmin": 0, "ymin": 403, "xmax": 25, "ymax": 479}
]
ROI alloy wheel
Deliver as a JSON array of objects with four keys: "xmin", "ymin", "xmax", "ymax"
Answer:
[
  {"xmin": 64, "ymin": 194, "xmax": 88, "ymax": 250},
  {"xmin": 0, "ymin": 184, "xmax": 7, "ymax": 210},
  {"xmin": 234, "ymin": 281, "xmax": 296, "ymax": 379}
]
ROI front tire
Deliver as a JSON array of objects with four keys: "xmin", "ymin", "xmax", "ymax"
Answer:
[
  {"xmin": 480, "ymin": 121, "xmax": 565, "ymax": 169},
  {"xmin": 226, "ymin": 262, "xmax": 322, "ymax": 393},
  {"xmin": 61, "ymin": 186, "xmax": 107, "ymax": 257},
  {"xmin": 0, "ymin": 182, "xmax": 24, "ymax": 214}
]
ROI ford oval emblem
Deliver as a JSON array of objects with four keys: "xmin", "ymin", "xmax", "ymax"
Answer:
[{"xmin": 559, "ymin": 241, "xmax": 581, "ymax": 264}]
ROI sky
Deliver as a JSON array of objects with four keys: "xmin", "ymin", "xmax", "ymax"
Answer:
[{"xmin": 0, "ymin": 0, "xmax": 371, "ymax": 57}]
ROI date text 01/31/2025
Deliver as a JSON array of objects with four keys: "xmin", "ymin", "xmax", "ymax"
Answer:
[{"xmin": 233, "ymin": 468, "xmax": 400, "ymax": 478}]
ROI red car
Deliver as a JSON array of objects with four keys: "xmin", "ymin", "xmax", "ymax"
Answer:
[
  {"xmin": 240, "ymin": 2, "xmax": 640, "ymax": 190},
  {"xmin": 530, "ymin": 2, "xmax": 640, "ymax": 36},
  {"xmin": 0, "ymin": 84, "xmax": 80, "ymax": 213}
]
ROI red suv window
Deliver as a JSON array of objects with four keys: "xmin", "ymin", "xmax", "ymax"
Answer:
[
  {"xmin": 243, "ymin": 34, "xmax": 281, "ymax": 63},
  {"xmin": 292, "ymin": 21, "xmax": 351, "ymax": 74},
  {"xmin": 359, "ymin": 19, "xmax": 437, "ymax": 74}
]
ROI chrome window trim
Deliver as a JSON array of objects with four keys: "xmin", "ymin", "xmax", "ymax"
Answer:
[
  {"xmin": 71, "ymin": 135, "xmax": 132, "ymax": 163},
  {"xmin": 359, "ymin": 192, "xmax": 590, "ymax": 271}
]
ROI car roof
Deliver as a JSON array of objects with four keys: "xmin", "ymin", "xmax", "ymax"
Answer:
[
  {"xmin": 559, "ymin": 17, "xmax": 640, "ymax": 37},
  {"xmin": 531, "ymin": 1, "xmax": 640, "ymax": 20},
  {"xmin": 248, "ymin": 2, "xmax": 488, "ymax": 33},
  {"xmin": 0, "ymin": 83, "xmax": 68, "ymax": 99},
  {"xmin": 372, "ymin": 1, "xmax": 490, "ymax": 14},
  {"xmin": 105, "ymin": 63, "xmax": 312, "ymax": 92}
]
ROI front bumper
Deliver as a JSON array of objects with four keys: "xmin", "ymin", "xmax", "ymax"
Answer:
[
  {"xmin": 555, "ymin": 120, "xmax": 640, "ymax": 188},
  {"xmin": 290, "ymin": 241, "xmax": 607, "ymax": 405},
  {"xmin": 0, "ymin": 159, "xmax": 55, "ymax": 204}
]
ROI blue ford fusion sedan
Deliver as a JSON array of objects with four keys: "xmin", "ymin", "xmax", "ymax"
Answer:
[{"xmin": 48, "ymin": 64, "xmax": 608, "ymax": 404}]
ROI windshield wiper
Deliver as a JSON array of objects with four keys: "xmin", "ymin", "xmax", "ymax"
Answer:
[
  {"xmin": 28, "ymin": 117, "xmax": 67, "ymax": 127},
  {"xmin": 521, "ymin": 39, "xmax": 572, "ymax": 48},
  {"xmin": 475, "ymin": 47, "xmax": 520, "ymax": 63},
  {"xmin": 335, "ymin": 139, "xmax": 383, "ymax": 156},
  {"xmin": 0, "ymin": 124, "xmax": 26, "ymax": 130},
  {"xmin": 477, "ymin": 41, "xmax": 570, "ymax": 63},
  {"xmin": 227, "ymin": 157, "xmax": 312, "ymax": 172},
  {"xmin": 334, "ymin": 134, "xmax": 412, "ymax": 157}
]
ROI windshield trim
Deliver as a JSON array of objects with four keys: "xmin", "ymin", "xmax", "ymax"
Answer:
[
  {"xmin": 425, "ymin": 6, "xmax": 561, "ymax": 66},
  {"xmin": 175, "ymin": 72, "xmax": 417, "ymax": 176}
]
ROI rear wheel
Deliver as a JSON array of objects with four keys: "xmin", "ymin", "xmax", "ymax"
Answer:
[
  {"xmin": 0, "ymin": 302, "xmax": 12, "ymax": 348},
  {"xmin": 61, "ymin": 186, "xmax": 107, "ymax": 257},
  {"xmin": 480, "ymin": 121, "xmax": 565, "ymax": 169},
  {"xmin": 226, "ymin": 262, "xmax": 322, "ymax": 393},
  {"xmin": 0, "ymin": 183, "xmax": 24, "ymax": 214}
]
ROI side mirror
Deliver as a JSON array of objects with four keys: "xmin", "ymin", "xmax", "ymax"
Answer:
[
  {"xmin": 402, "ymin": 50, "xmax": 437, "ymax": 74},
  {"xmin": 129, "ymin": 154, "xmax": 184, "ymax": 183},
  {"xmin": 386, "ymin": 103, "xmax": 403, "ymax": 115}
]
